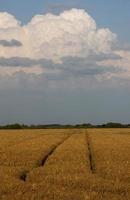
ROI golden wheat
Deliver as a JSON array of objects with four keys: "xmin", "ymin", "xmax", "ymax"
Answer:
[{"xmin": 0, "ymin": 129, "xmax": 130, "ymax": 200}]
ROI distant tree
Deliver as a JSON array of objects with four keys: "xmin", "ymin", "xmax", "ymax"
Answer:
[{"xmin": 5, "ymin": 124, "xmax": 23, "ymax": 129}]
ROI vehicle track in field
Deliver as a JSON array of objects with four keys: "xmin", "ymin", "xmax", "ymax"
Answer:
[
  {"xmin": 86, "ymin": 131, "xmax": 96, "ymax": 173},
  {"xmin": 20, "ymin": 134, "xmax": 73, "ymax": 182}
]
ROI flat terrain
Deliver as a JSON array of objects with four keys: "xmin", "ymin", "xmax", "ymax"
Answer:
[{"xmin": 0, "ymin": 129, "xmax": 130, "ymax": 200}]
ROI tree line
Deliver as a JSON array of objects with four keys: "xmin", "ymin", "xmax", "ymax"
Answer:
[{"xmin": 0, "ymin": 122, "xmax": 130, "ymax": 129}]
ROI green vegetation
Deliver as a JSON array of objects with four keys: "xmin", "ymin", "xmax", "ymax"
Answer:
[{"xmin": 0, "ymin": 122, "xmax": 130, "ymax": 129}]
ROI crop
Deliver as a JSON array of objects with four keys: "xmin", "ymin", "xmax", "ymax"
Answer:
[{"xmin": 0, "ymin": 129, "xmax": 130, "ymax": 200}]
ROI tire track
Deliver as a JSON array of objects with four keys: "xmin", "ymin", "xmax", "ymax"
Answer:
[
  {"xmin": 86, "ymin": 130, "xmax": 96, "ymax": 173},
  {"xmin": 20, "ymin": 134, "xmax": 73, "ymax": 182}
]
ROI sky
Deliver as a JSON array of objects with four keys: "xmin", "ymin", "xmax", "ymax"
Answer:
[{"xmin": 0, "ymin": 0, "xmax": 130, "ymax": 124}]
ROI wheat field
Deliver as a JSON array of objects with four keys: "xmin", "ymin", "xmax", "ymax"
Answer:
[{"xmin": 0, "ymin": 129, "xmax": 130, "ymax": 200}]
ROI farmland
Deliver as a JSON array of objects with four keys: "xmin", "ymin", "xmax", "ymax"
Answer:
[{"xmin": 0, "ymin": 129, "xmax": 130, "ymax": 200}]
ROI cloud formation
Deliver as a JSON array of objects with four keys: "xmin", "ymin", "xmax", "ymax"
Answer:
[
  {"xmin": 0, "ymin": 9, "xmax": 116, "ymax": 60},
  {"xmin": 0, "ymin": 53, "xmax": 121, "ymax": 67},
  {"xmin": 0, "ymin": 12, "xmax": 20, "ymax": 29},
  {"xmin": 0, "ymin": 39, "xmax": 22, "ymax": 47},
  {"xmin": 0, "ymin": 8, "xmax": 129, "ymax": 88}
]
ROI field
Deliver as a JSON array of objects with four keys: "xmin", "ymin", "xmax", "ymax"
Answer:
[{"xmin": 0, "ymin": 129, "xmax": 130, "ymax": 200}]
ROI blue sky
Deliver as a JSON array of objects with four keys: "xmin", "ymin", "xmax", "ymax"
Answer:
[{"xmin": 0, "ymin": 0, "xmax": 130, "ymax": 124}]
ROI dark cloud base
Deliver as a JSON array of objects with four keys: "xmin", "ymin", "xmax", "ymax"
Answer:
[{"xmin": 0, "ymin": 39, "xmax": 22, "ymax": 47}]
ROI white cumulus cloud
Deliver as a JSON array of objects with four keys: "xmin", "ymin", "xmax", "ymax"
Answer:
[
  {"xmin": 0, "ymin": 9, "xmax": 116, "ymax": 61},
  {"xmin": 1, "ymin": 8, "xmax": 129, "ymax": 88},
  {"xmin": 0, "ymin": 12, "xmax": 20, "ymax": 29}
]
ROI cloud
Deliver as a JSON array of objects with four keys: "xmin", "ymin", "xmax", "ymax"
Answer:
[
  {"xmin": 0, "ymin": 39, "xmax": 22, "ymax": 47},
  {"xmin": 0, "ymin": 55, "xmax": 123, "ymax": 83},
  {"xmin": 112, "ymin": 43, "xmax": 130, "ymax": 51},
  {"xmin": 0, "ymin": 12, "xmax": 20, "ymax": 29},
  {"xmin": 0, "ymin": 57, "xmax": 40, "ymax": 67},
  {"xmin": 98, "ymin": 50, "xmax": 130, "ymax": 80},
  {"xmin": 0, "ymin": 53, "xmax": 121, "ymax": 67},
  {"xmin": 0, "ymin": 9, "xmax": 116, "ymax": 60},
  {"xmin": 0, "ymin": 53, "xmax": 123, "ymax": 80},
  {"xmin": 59, "ymin": 56, "xmax": 122, "ymax": 76},
  {"xmin": 0, "ymin": 8, "xmax": 129, "ymax": 88}
]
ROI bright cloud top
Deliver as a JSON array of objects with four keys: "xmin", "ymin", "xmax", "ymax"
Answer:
[{"xmin": 0, "ymin": 9, "xmax": 116, "ymax": 60}]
